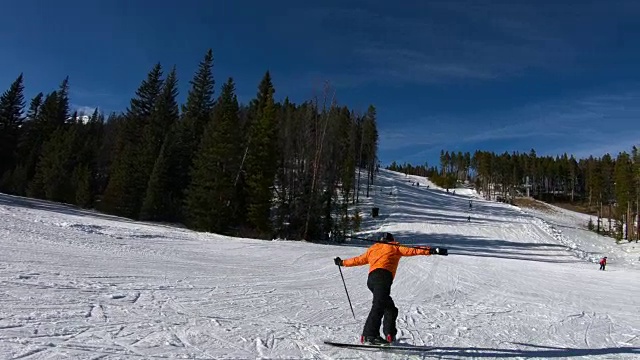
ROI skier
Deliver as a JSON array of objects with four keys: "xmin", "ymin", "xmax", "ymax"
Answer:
[
  {"xmin": 333, "ymin": 232, "xmax": 448, "ymax": 345},
  {"xmin": 599, "ymin": 256, "xmax": 607, "ymax": 271}
]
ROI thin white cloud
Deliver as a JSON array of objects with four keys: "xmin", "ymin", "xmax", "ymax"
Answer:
[
  {"xmin": 72, "ymin": 105, "xmax": 98, "ymax": 115},
  {"xmin": 71, "ymin": 87, "xmax": 117, "ymax": 101},
  {"xmin": 284, "ymin": 2, "xmax": 640, "ymax": 89},
  {"xmin": 70, "ymin": 87, "xmax": 120, "ymax": 114},
  {"xmin": 356, "ymin": 47, "xmax": 498, "ymax": 82},
  {"xmin": 380, "ymin": 90, "xmax": 640, "ymax": 161},
  {"xmin": 548, "ymin": 136, "xmax": 640, "ymax": 160},
  {"xmin": 301, "ymin": 3, "xmax": 579, "ymax": 86}
]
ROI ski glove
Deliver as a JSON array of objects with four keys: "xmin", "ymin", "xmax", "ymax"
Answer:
[
  {"xmin": 429, "ymin": 247, "xmax": 448, "ymax": 256},
  {"xmin": 334, "ymin": 257, "xmax": 343, "ymax": 266}
]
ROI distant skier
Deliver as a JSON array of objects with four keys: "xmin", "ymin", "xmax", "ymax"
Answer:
[
  {"xmin": 333, "ymin": 232, "xmax": 448, "ymax": 345},
  {"xmin": 469, "ymin": 200, "xmax": 472, "ymax": 209},
  {"xmin": 599, "ymin": 256, "xmax": 607, "ymax": 270}
]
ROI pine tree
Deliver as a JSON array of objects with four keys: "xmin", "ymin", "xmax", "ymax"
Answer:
[
  {"xmin": 615, "ymin": 152, "xmax": 634, "ymax": 239},
  {"xmin": 142, "ymin": 67, "xmax": 179, "ymax": 166},
  {"xmin": 601, "ymin": 154, "xmax": 615, "ymax": 231},
  {"xmin": 568, "ymin": 155, "xmax": 578, "ymax": 202},
  {"xmin": 182, "ymin": 49, "xmax": 215, "ymax": 140},
  {"xmin": 244, "ymin": 71, "xmax": 278, "ymax": 235},
  {"xmin": 29, "ymin": 125, "xmax": 81, "ymax": 202},
  {"xmin": 273, "ymin": 98, "xmax": 294, "ymax": 235},
  {"xmin": 4, "ymin": 93, "xmax": 43, "ymax": 194},
  {"xmin": 129, "ymin": 64, "xmax": 164, "ymax": 120},
  {"xmin": 0, "ymin": 74, "xmax": 25, "ymax": 187},
  {"xmin": 141, "ymin": 50, "xmax": 216, "ymax": 221},
  {"xmin": 632, "ymin": 146, "xmax": 640, "ymax": 241},
  {"xmin": 179, "ymin": 49, "xmax": 216, "ymax": 184},
  {"xmin": 585, "ymin": 156, "xmax": 597, "ymax": 208},
  {"xmin": 102, "ymin": 64, "xmax": 164, "ymax": 218},
  {"xmin": 26, "ymin": 93, "xmax": 43, "ymax": 120},
  {"xmin": 94, "ymin": 112, "xmax": 121, "ymax": 198},
  {"xmin": 72, "ymin": 164, "xmax": 92, "ymax": 207},
  {"xmin": 139, "ymin": 138, "xmax": 175, "ymax": 221},
  {"xmin": 68, "ymin": 108, "xmax": 104, "ymax": 208},
  {"xmin": 24, "ymin": 80, "xmax": 75, "ymax": 200},
  {"xmin": 37, "ymin": 92, "xmax": 61, "ymax": 134},
  {"xmin": 322, "ymin": 106, "xmax": 353, "ymax": 239},
  {"xmin": 57, "ymin": 77, "xmax": 70, "ymax": 125},
  {"xmin": 337, "ymin": 107, "xmax": 356, "ymax": 236},
  {"xmin": 185, "ymin": 78, "xmax": 241, "ymax": 232},
  {"xmin": 362, "ymin": 105, "xmax": 378, "ymax": 197},
  {"xmin": 139, "ymin": 67, "xmax": 180, "ymax": 220}
]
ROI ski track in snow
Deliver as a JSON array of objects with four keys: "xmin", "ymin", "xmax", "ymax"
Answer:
[{"xmin": 1, "ymin": 170, "xmax": 639, "ymax": 359}]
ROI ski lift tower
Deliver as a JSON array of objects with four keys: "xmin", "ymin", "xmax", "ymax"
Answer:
[{"xmin": 523, "ymin": 176, "xmax": 532, "ymax": 198}]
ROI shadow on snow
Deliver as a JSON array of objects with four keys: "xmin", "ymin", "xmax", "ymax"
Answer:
[
  {"xmin": 372, "ymin": 341, "xmax": 639, "ymax": 358},
  {"xmin": 0, "ymin": 193, "xmax": 185, "ymax": 231},
  {"xmin": 334, "ymin": 232, "xmax": 580, "ymax": 264}
]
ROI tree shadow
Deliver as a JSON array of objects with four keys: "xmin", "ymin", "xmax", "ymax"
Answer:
[
  {"xmin": 373, "ymin": 211, "xmax": 515, "ymax": 226},
  {"xmin": 0, "ymin": 192, "xmax": 133, "ymax": 221},
  {"xmin": 0, "ymin": 193, "xmax": 185, "ymax": 231},
  {"xmin": 387, "ymin": 342, "xmax": 640, "ymax": 358},
  {"xmin": 365, "ymin": 173, "xmax": 525, "ymax": 231}
]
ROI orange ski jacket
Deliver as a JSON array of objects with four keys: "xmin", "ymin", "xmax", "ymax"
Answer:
[{"xmin": 342, "ymin": 242, "xmax": 431, "ymax": 278}]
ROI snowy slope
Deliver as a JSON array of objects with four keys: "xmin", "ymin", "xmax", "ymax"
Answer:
[
  {"xmin": 1, "ymin": 169, "xmax": 639, "ymax": 359},
  {"xmin": 519, "ymin": 201, "xmax": 640, "ymax": 269}
]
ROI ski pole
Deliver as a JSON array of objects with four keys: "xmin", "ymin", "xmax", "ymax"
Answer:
[
  {"xmin": 337, "ymin": 264, "xmax": 356, "ymax": 320},
  {"xmin": 343, "ymin": 234, "xmax": 448, "ymax": 255},
  {"xmin": 343, "ymin": 235, "xmax": 429, "ymax": 250}
]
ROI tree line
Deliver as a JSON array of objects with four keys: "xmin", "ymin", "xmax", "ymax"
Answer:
[
  {"xmin": 0, "ymin": 49, "xmax": 379, "ymax": 241},
  {"xmin": 387, "ymin": 150, "xmax": 474, "ymax": 189},
  {"xmin": 387, "ymin": 148, "xmax": 640, "ymax": 242}
]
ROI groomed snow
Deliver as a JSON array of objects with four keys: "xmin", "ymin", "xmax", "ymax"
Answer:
[{"xmin": 0, "ymin": 169, "xmax": 638, "ymax": 359}]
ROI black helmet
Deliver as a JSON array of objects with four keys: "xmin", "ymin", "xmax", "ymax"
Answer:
[{"xmin": 381, "ymin": 232, "xmax": 394, "ymax": 242}]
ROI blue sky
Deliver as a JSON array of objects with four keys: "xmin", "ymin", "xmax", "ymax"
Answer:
[{"xmin": 1, "ymin": 0, "xmax": 639, "ymax": 166}]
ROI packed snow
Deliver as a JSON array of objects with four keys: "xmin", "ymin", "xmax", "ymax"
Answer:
[{"xmin": 0, "ymin": 169, "xmax": 638, "ymax": 359}]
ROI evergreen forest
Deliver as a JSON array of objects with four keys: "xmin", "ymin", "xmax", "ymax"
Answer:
[{"xmin": 0, "ymin": 50, "xmax": 380, "ymax": 241}]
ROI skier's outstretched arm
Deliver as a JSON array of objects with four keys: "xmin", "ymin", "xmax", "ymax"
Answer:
[
  {"xmin": 335, "ymin": 249, "xmax": 369, "ymax": 267},
  {"xmin": 398, "ymin": 246, "xmax": 430, "ymax": 257},
  {"xmin": 399, "ymin": 246, "xmax": 448, "ymax": 256}
]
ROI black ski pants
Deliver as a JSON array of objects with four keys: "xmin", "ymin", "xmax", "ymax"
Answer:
[
  {"xmin": 362, "ymin": 268, "xmax": 398, "ymax": 338},
  {"xmin": 600, "ymin": 264, "xmax": 606, "ymax": 270}
]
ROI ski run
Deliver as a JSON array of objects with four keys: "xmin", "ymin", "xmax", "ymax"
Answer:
[{"xmin": 1, "ymin": 169, "xmax": 639, "ymax": 359}]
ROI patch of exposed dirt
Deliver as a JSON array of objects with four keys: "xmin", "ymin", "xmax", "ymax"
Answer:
[
  {"xmin": 513, "ymin": 197, "xmax": 557, "ymax": 213},
  {"xmin": 551, "ymin": 202, "xmax": 608, "ymax": 217}
]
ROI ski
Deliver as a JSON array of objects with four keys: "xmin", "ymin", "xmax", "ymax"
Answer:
[{"xmin": 324, "ymin": 340, "xmax": 432, "ymax": 351}]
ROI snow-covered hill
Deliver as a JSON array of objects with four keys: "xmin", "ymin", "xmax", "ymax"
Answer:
[{"xmin": 1, "ymin": 169, "xmax": 638, "ymax": 359}]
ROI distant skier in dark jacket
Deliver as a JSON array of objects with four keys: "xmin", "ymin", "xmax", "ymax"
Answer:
[
  {"xmin": 334, "ymin": 232, "xmax": 448, "ymax": 345},
  {"xmin": 599, "ymin": 257, "xmax": 607, "ymax": 270}
]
